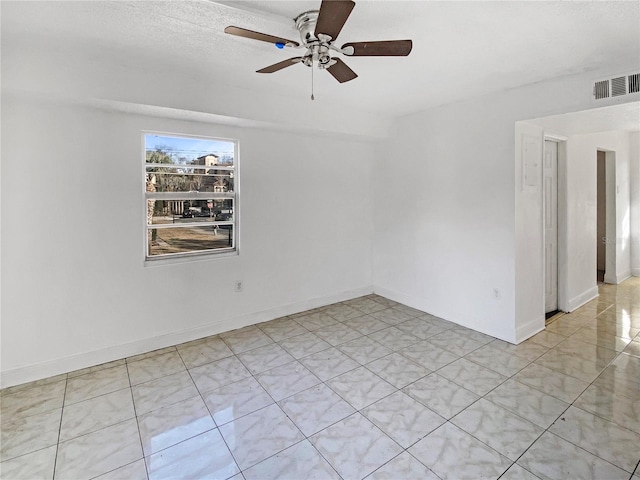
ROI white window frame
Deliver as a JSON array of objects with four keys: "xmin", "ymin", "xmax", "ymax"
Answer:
[{"xmin": 143, "ymin": 131, "xmax": 239, "ymax": 263}]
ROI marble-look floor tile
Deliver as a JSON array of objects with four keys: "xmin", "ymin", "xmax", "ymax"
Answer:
[
  {"xmin": 465, "ymin": 345, "xmax": 532, "ymax": 377},
  {"xmin": 408, "ymin": 422, "xmax": 511, "ymax": 480},
  {"xmin": 314, "ymin": 323, "xmax": 362, "ymax": 346},
  {"xmin": 517, "ymin": 431, "xmax": 629, "ymax": 480},
  {"xmin": 145, "ymin": 428, "xmax": 238, "ymax": 480},
  {"xmin": 0, "ymin": 445, "xmax": 57, "ymax": 480},
  {"xmin": 513, "ymin": 363, "xmax": 590, "ymax": 403},
  {"xmin": 258, "ymin": 318, "xmax": 308, "ymax": 342},
  {"xmin": 369, "ymin": 327, "xmax": 421, "ymax": 351},
  {"xmin": 426, "ymin": 330, "xmax": 484, "ymax": 356},
  {"xmin": 451, "ymin": 398, "xmax": 543, "ymax": 461},
  {"xmin": 437, "ymin": 358, "xmax": 507, "ymax": 396},
  {"xmin": 176, "ymin": 336, "xmax": 233, "ymax": 369},
  {"xmin": 484, "ymin": 379, "xmax": 569, "ymax": 428},
  {"xmin": 622, "ymin": 339, "xmax": 640, "ymax": 357},
  {"xmin": 324, "ymin": 304, "xmax": 366, "ymax": 322},
  {"xmin": 592, "ymin": 368, "xmax": 640, "ymax": 400},
  {"xmin": 402, "ymin": 373, "xmax": 479, "ymax": 419},
  {"xmin": 349, "ymin": 298, "xmax": 389, "ymax": 315},
  {"xmin": 310, "ymin": 413, "xmax": 403, "ymax": 480},
  {"xmin": 203, "ymin": 377, "xmax": 273, "ymax": 426},
  {"xmin": 574, "ymin": 384, "xmax": 640, "ymax": 434},
  {"xmin": 60, "ymin": 388, "xmax": 135, "ymax": 442},
  {"xmin": 392, "ymin": 305, "xmax": 425, "ymax": 318},
  {"xmin": 95, "ymin": 459, "xmax": 148, "ymax": 480},
  {"xmin": 488, "ymin": 339, "xmax": 549, "ymax": 362},
  {"xmin": 337, "ymin": 336, "xmax": 392, "ymax": 365},
  {"xmin": 243, "ymin": 440, "xmax": 340, "ymax": 480},
  {"xmin": 362, "ymin": 391, "xmax": 445, "ymax": 448},
  {"xmin": 398, "ymin": 341, "xmax": 460, "ymax": 370},
  {"xmin": 368, "ymin": 295, "xmax": 399, "ymax": 308},
  {"xmin": 545, "ymin": 316, "xmax": 589, "ymax": 336},
  {"xmin": 68, "ymin": 360, "xmax": 125, "ymax": 379},
  {"xmin": 450, "ymin": 327, "xmax": 495, "ymax": 345},
  {"xmin": 365, "ymin": 353, "xmax": 430, "ymax": 388},
  {"xmin": 395, "ymin": 318, "xmax": 447, "ymax": 340},
  {"xmin": 0, "ymin": 374, "xmax": 67, "ymax": 397},
  {"xmin": 126, "ymin": 346, "xmax": 176, "ymax": 364},
  {"xmin": 219, "ymin": 404, "xmax": 304, "ymax": 470},
  {"xmin": 0, "ymin": 379, "xmax": 65, "ymax": 420},
  {"xmin": 527, "ymin": 330, "xmax": 567, "ymax": 348},
  {"xmin": 534, "ymin": 348, "xmax": 613, "ymax": 383},
  {"xmin": 277, "ymin": 331, "xmax": 331, "ymax": 359},
  {"xmin": 370, "ymin": 307, "xmax": 414, "ymax": 325},
  {"xmin": 126, "ymin": 350, "xmax": 185, "ymax": 386},
  {"xmin": 342, "ymin": 315, "xmax": 391, "ymax": 335},
  {"xmin": 55, "ymin": 418, "xmax": 143, "ymax": 480},
  {"xmin": 299, "ymin": 347, "xmax": 360, "ymax": 381},
  {"xmin": 138, "ymin": 395, "xmax": 215, "ymax": 456},
  {"xmin": 1, "ymin": 409, "xmax": 61, "ymax": 462},
  {"xmin": 366, "ymin": 451, "xmax": 440, "ymax": 480},
  {"xmin": 279, "ymin": 384, "xmax": 355, "ymax": 436},
  {"xmin": 499, "ymin": 464, "xmax": 541, "ymax": 480},
  {"xmin": 419, "ymin": 314, "xmax": 457, "ymax": 331},
  {"xmin": 609, "ymin": 352, "xmax": 640, "ymax": 382},
  {"xmin": 326, "ymin": 367, "xmax": 396, "ymax": 410},
  {"xmin": 132, "ymin": 370, "xmax": 199, "ymax": 416},
  {"xmin": 570, "ymin": 328, "xmax": 632, "ymax": 352},
  {"xmin": 549, "ymin": 405, "xmax": 640, "ymax": 472},
  {"xmin": 294, "ymin": 311, "xmax": 340, "ymax": 331},
  {"xmin": 238, "ymin": 343, "xmax": 294, "ymax": 375},
  {"xmin": 65, "ymin": 365, "xmax": 130, "ymax": 405},
  {"xmin": 256, "ymin": 361, "xmax": 321, "ymax": 401},
  {"xmin": 189, "ymin": 355, "xmax": 251, "ymax": 394},
  {"xmin": 220, "ymin": 326, "xmax": 273, "ymax": 354}
]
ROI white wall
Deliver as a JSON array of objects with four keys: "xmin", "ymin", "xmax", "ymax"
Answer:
[
  {"xmin": 561, "ymin": 131, "xmax": 632, "ymax": 308},
  {"xmin": 1, "ymin": 95, "xmax": 375, "ymax": 386},
  {"xmin": 631, "ymin": 132, "xmax": 640, "ymax": 276},
  {"xmin": 374, "ymin": 68, "xmax": 639, "ymax": 343}
]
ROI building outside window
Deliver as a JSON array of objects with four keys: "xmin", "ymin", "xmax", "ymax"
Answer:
[{"xmin": 144, "ymin": 133, "xmax": 238, "ymax": 260}]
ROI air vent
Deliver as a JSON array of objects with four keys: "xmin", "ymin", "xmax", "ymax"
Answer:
[
  {"xmin": 629, "ymin": 73, "xmax": 640, "ymax": 93},
  {"xmin": 611, "ymin": 76, "xmax": 626, "ymax": 96},
  {"xmin": 593, "ymin": 72, "xmax": 640, "ymax": 100},
  {"xmin": 594, "ymin": 80, "xmax": 609, "ymax": 99}
]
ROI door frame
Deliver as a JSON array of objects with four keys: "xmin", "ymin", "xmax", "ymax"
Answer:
[{"xmin": 543, "ymin": 134, "xmax": 568, "ymax": 312}]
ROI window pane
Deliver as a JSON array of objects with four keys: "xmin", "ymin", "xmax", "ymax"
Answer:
[
  {"xmin": 148, "ymin": 225, "xmax": 234, "ymax": 257},
  {"xmin": 148, "ymin": 199, "xmax": 234, "ymax": 225},
  {"xmin": 149, "ymin": 169, "xmax": 234, "ymax": 193},
  {"xmin": 145, "ymin": 134, "xmax": 235, "ymax": 168}
]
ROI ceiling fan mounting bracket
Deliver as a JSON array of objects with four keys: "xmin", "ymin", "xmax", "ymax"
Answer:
[{"xmin": 294, "ymin": 10, "xmax": 321, "ymax": 44}]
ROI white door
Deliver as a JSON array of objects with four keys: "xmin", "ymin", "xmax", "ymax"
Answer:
[{"xmin": 544, "ymin": 140, "xmax": 558, "ymax": 312}]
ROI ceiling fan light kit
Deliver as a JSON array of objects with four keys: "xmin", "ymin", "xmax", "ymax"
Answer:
[{"xmin": 224, "ymin": 0, "xmax": 413, "ymax": 98}]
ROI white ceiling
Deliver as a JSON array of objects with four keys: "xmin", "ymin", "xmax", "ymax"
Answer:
[{"xmin": 2, "ymin": 0, "xmax": 639, "ymax": 117}]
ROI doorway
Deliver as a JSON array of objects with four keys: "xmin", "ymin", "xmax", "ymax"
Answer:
[{"xmin": 544, "ymin": 140, "xmax": 559, "ymax": 316}]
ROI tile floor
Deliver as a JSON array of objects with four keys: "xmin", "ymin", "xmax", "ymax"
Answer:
[{"xmin": 1, "ymin": 278, "xmax": 640, "ymax": 480}]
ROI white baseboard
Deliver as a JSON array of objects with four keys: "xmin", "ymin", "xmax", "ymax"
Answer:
[
  {"xmin": 0, "ymin": 286, "xmax": 373, "ymax": 389},
  {"xmin": 373, "ymin": 285, "xmax": 512, "ymax": 343},
  {"xmin": 567, "ymin": 286, "xmax": 599, "ymax": 312},
  {"xmin": 616, "ymin": 271, "xmax": 632, "ymax": 284},
  {"xmin": 514, "ymin": 316, "xmax": 545, "ymax": 344}
]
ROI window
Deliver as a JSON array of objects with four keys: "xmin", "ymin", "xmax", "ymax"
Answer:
[{"xmin": 144, "ymin": 133, "xmax": 237, "ymax": 260}]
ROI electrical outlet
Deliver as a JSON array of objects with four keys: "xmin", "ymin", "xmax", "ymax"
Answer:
[{"xmin": 234, "ymin": 280, "xmax": 243, "ymax": 293}]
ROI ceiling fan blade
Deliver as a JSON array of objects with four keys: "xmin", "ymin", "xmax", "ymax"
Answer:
[
  {"xmin": 224, "ymin": 26, "xmax": 300, "ymax": 47},
  {"xmin": 326, "ymin": 58, "xmax": 357, "ymax": 83},
  {"xmin": 314, "ymin": 0, "xmax": 355, "ymax": 41},
  {"xmin": 342, "ymin": 40, "xmax": 413, "ymax": 56},
  {"xmin": 257, "ymin": 57, "xmax": 304, "ymax": 73}
]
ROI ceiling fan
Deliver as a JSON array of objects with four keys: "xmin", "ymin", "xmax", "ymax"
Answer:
[{"xmin": 224, "ymin": 0, "xmax": 412, "ymax": 93}]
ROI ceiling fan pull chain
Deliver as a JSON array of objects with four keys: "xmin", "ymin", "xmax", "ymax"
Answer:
[{"xmin": 311, "ymin": 62, "xmax": 315, "ymax": 100}]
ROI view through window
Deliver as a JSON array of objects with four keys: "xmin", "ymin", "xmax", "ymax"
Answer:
[{"xmin": 144, "ymin": 133, "xmax": 237, "ymax": 260}]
